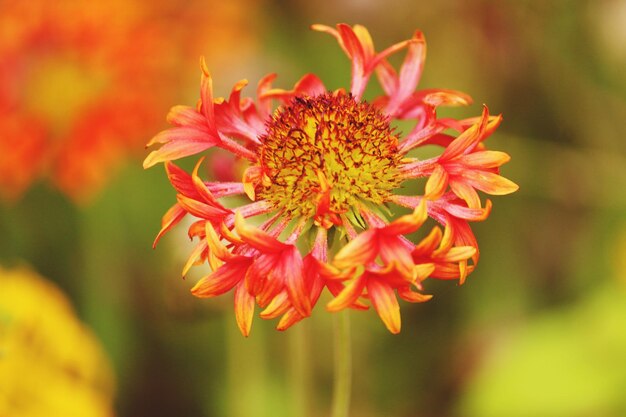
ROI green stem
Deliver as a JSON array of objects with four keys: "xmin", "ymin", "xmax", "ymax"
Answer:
[
  {"xmin": 331, "ymin": 311, "xmax": 352, "ymax": 417},
  {"xmin": 289, "ymin": 321, "xmax": 310, "ymax": 417}
]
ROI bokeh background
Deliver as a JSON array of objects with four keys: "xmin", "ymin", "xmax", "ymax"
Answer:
[{"xmin": 2, "ymin": 1, "xmax": 626, "ymax": 416}]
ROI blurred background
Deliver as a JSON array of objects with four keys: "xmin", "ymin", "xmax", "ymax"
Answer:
[{"xmin": 1, "ymin": 0, "xmax": 626, "ymax": 416}]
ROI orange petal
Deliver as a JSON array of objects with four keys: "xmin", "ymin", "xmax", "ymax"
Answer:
[
  {"xmin": 260, "ymin": 291, "xmax": 290, "ymax": 319},
  {"xmin": 384, "ymin": 198, "xmax": 428, "ymax": 235},
  {"xmin": 182, "ymin": 240, "xmax": 208, "ymax": 277},
  {"xmin": 234, "ymin": 211, "xmax": 288, "ymax": 253},
  {"xmin": 425, "ymin": 164, "xmax": 449, "ymax": 199},
  {"xmin": 449, "ymin": 181, "xmax": 481, "ymax": 209},
  {"xmin": 276, "ymin": 308, "xmax": 305, "ymax": 331},
  {"xmin": 441, "ymin": 246, "xmax": 476, "ymax": 263},
  {"xmin": 413, "ymin": 227, "xmax": 443, "ymax": 257},
  {"xmin": 166, "ymin": 105, "xmax": 206, "ymax": 128},
  {"xmin": 234, "ymin": 281, "xmax": 255, "ymax": 337},
  {"xmin": 143, "ymin": 127, "xmax": 220, "ymax": 168},
  {"xmin": 176, "ymin": 194, "xmax": 231, "ymax": 220},
  {"xmin": 367, "ymin": 279, "xmax": 401, "ymax": 334},
  {"xmin": 440, "ymin": 106, "xmax": 489, "ymax": 161},
  {"xmin": 205, "ymin": 222, "xmax": 234, "ymax": 261},
  {"xmin": 462, "ymin": 170, "xmax": 519, "ymax": 195},
  {"xmin": 397, "ymin": 285, "xmax": 433, "ymax": 303},
  {"xmin": 191, "ymin": 260, "xmax": 247, "ymax": 298},
  {"xmin": 327, "ymin": 275, "xmax": 367, "ymax": 312},
  {"xmin": 152, "ymin": 203, "xmax": 186, "ymax": 248},
  {"xmin": 459, "ymin": 150, "xmax": 511, "ymax": 168},
  {"xmin": 333, "ymin": 230, "xmax": 377, "ymax": 270}
]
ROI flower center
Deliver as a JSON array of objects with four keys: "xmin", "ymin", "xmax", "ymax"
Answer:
[{"xmin": 257, "ymin": 92, "xmax": 402, "ymax": 223}]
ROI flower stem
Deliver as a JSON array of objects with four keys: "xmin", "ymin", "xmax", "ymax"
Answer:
[{"xmin": 331, "ymin": 311, "xmax": 352, "ymax": 417}]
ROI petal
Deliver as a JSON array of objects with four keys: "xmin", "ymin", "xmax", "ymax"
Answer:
[
  {"xmin": 384, "ymin": 198, "xmax": 428, "ymax": 235},
  {"xmin": 234, "ymin": 281, "xmax": 255, "ymax": 337},
  {"xmin": 458, "ymin": 150, "xmax": 511, "ymax": 168},
  {"xmin": 283, "ymin": 247, "xmax": 311, "ymax": 317},
  {"xmin": 397, "ymin": 285, "xmax": 433, "ymax": 303},
  {"xmin": 276, "ymin": 308, "xmax": 305, "ymax": 331},
  {"xmin": 367, "ymin": 279, "xmax": 401, "ymax": 334},
  {"xmin": 199, "ymin": 56, "xmax": 217, "ymax": 128},
  {"xmin": 234, "ymin": 211, "xmax": 288, "ymax": 253},
  {"xmin": 182, "ymin": 239, "xmax": 208, "ymax": 277},
  {"xmin": 449, "ymin": 181, "xmax": 481, "ymax": 209},
  {"xmin": 176, "ymin": 194, "xmax": 231, "ymax": 220},
  {"xmin": 166, "ymin": 105, "xmax": 206, "ymax": 128},
  {"xmin": 333, "ymin": 229, "xmax": 378, "ymax": 270},
  {"xmin": 260, "ymin": 291, "xmax": 290, "ymax": 319},
  {"xmin": 378, "ymin": 237, "xmax": 415, "ymax": 278},
  {"xmin": 412, "ymin": 263, "xmax": 436, "ymax": 281},
  {"xmin": 413, "ymin": 227, "xmax": 443, "ymax": 257},
  {"xmin": 440, "ymin": 106, "xmax": 489, "ymax": 161},
  {"xmin": 165, "ymin": 161, "xmax": 199, "ymax": 198},
  {"xmin": 191, "ymin": 258, "xmax": 248, "ymax": 297},
  {"xmin": 425, "ymin": 164, "xmax": 449, "ymax": 199},
  {"xmin": 441, "ymin": 246, "xmax": 477, "ymax": 262},
  {"xmin": 143, "ymin": 127, "xmax": 220, "ymax": 168},
  {"xmin": 152, "ymin": 203, "xmax": 186, "ymax": 248},
  {"xmin": 461, "ymin": 170, "xmax": 519, "ymax": 195},
  {"xmin": 326, "ymin": 275, "xmax": 367, "ymax": 312},
  {"xmin": 205, "ymin": 222, "xmax": 234, "ymax": 261}
]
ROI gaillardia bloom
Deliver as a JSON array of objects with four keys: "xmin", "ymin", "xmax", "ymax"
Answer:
[{"xmin": 144, "ymin": 24, "xmax": 518, "ymax": 335}]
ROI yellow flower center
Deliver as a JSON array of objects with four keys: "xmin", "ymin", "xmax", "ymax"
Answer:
[{"xmin": 257, "ymin": 92, "xmax": 402, "ymax": 222}]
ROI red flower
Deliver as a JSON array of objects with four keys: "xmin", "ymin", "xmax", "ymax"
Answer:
[{"xmin": 145, "ymin": 23, "xmax": 517, "ymax": 335}]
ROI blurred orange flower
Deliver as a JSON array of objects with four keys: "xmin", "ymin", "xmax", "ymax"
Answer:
[{"xmin": 0, "ymin": 0, "xmax": 261, "ymax": 203}]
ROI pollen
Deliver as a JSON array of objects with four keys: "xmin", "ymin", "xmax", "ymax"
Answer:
[{"xmin": 257, "ymin": 92, "xmax": 402, "ymax": 223}]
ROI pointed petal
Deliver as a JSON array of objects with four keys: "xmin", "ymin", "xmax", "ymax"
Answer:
[
  {"xmin": 327, "ymin": 275, "xmax": 367, "ymax": 312},
  {"xmin": 413, "ymin": 227, "xmax": 442, "ymax": 257},
  {"xmin": 384, "ymin": 198, "xmax": 428, "ymax": 235},
  {"xmin": 166, "ymin": 105, "xmax": 206, "ymax": 128},
  {"xmin": 235, "ymin": 211, "xmax": 288, "ymax": 253},
  {"xmin": 425, "ymin": 164, "xmax": 449, "ymax": 199},
  {"xmin": 449, "ymin": 181, "xmax": 481, "ymax": 209},
  {"xmin": 458, "ymin": 150, "xmax": 511, "ymax": 168},
  {"xmin": 283, "ymin": 247, "xmax": 311, "ymax": 317},
  {"xmin": 143, "ymin": 127, "xmax": 220, "ymax": 168},
  {"xmin": 397, "ymin": 285, "xmax": 433, "ymax": 303},
  {"xmin": 234, "ymin": 281, "xmax": 255, "ymax": 337},
  {"xmin": 276, "ymin": 308, "xmax": 305, "ymax": 331},
  {"xmin": 176, "ymin": 194, "xmax": 231, "ymax": 220},
  {"xmin": 182, "ymin": 240, "xmax": 208, "ymax": 277},
  {"xmin": 461, "ymin": 170, "xmax": 520, "ymax": 195},
  {"xmin": 191, "ymin": 259, "xmax": 247, "ymax": 297},
  {"xmin": 260, "ymin": 291, "xmax": 290, "ymax": 319},
  {"xmin": 367, "ymin": 279, "xmax": 401, "ymax": 334},
  {"xmin": 333, "ymin": 230, "xmax": 378, "ymax": 270},
  {"xmin": 152, "ymin": 203, "xmax": 186, "ymax": 248}
]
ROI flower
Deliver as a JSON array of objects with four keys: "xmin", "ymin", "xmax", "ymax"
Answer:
[
  {"xmin": 145, "ymin": 23, "xmax": 518, "ymax": 335},
  {"xmin": 0, "ymin": 0, "xmax": 261, "ymax": 204},
  {"xmin": 0, "ymin": 266, "xmax": 115, "ymax": 417}
]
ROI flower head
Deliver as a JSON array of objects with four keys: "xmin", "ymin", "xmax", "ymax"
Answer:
[{"xmin": 145, "ymin": 23, "xmax": 518, "ymax": 335}]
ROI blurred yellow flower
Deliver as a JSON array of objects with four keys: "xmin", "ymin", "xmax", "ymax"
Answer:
[{"xmin": 0, "ymin": 266, "xmax": 115, "ymax": 417}]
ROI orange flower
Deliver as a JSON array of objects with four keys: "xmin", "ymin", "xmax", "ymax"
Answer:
[
  {"xmin": 145, "ymin": 23, "xmax": 518, "ymax": 335},
  {"xmin": 0, "ymin": 0, "xmax": 261, "ymax": 204}
]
